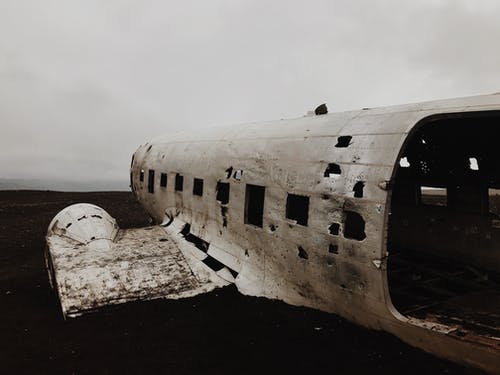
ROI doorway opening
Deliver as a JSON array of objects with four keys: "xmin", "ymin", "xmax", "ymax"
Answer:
[{"xmin": 387, "ymin": 112, "xmax": 500, "ymax": 342}]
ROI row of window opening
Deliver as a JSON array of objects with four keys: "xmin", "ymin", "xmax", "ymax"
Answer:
[
  {"xmin": 137, "ymin": 169, "xmax": 366, "ymax": 240},
  {"xmin": 141, "ymin": 169, "xmax": 230, "ymax": 202}
]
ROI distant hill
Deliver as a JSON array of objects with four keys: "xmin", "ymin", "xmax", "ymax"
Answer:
[{"xmin": 0, "ymin": 178, "xmax": 129, "ymax": 192}]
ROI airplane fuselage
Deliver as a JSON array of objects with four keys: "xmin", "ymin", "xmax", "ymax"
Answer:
[{"xmin": 130, "ymin": 94, "xmax": 500, "ymax": 374}]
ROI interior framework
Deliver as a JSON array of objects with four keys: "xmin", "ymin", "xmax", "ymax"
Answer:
[{"xmin": 387, "ymin": 112, "xmax": 500, "ymax": 343}]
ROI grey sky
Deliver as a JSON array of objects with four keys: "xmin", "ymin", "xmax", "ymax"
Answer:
[{"xmin": 1, "ymin": 0, "xmax": 500, "ymax": 184}]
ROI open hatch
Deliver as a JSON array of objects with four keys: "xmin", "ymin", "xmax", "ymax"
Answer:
[{"xmin": 387, "ymin": 112, "xmax": 500, "ymax": 344}]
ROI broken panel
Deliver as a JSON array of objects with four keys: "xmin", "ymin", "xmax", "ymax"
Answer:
[
  {"xmin": 344, "ymin": 211, "xmax": 366, "ymax": 241},
  {"xmin": 328, "ymin": 244, "xmax": 338, "ymax": 254},
  {"xmin": 399, "ymin": 156, "xmax": 410, "ymax": 168},
  {"xmin": 469, "ymin": 157, "xmax": 479, "ymax": 171},
  {"xmin": 298, "ymin": 246, "xmax": 309, "ymax": 259},
  {"xmin": 353, "ymin": 181, "xmax": 364, "ymax": 198},
  {"xmin": 324, "ymin": 163, "xmax": 341, "ymax": 177},
  {"xmin": 233, "ymin": 169, "xmax": 243, "ymax": 181},
  {"xmin": 335, "ymin": 135, "xmax": 352, "ymax": 148},
  {"xmin": 329, "ymin": 223, "xmax": 340, "ymax": 235}
]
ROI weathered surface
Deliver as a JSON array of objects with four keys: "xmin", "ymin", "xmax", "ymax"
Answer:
[
  {"xmin": 128, "ymin": 93, "xmax": 500, "ymax": 374},
  {"xmin": 42, "ymin": 94, "xmax": 500, "ymax": 374},
  {"xmin": 46, "ymin": 204, "xmax": 227, "ymax": 317}
]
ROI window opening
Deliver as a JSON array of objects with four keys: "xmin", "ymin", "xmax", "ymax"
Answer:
[
  {"xmin": 193, "ymin": 178, "xmax": 204, "ymax": 196},
  {"xmin": 244, "ymin": 184, "xmax": 265, "ymax": 227},
  {"xmin": 286, "ymin": 194, "xmax": 309, "ymax": 226},
  {"xmin": 175, "ymin": 173, "xmax": 184, "ymax": 191},
  {"xmin": 148, "ymin": 170, "xmax": 155, "ymax": 194},
  {"xmin": 489, "ymin": 189, "xmax": 500, "ymax": 217},
  {"xmin": 420, "ymin": 186, "xmax": 447, "ymax": 207},
  {"xmin": 216, "ymin": 182, "xmax": 230, "ymax": 204},
  {"xmin": 160, "ymin": 173, "xmax": 167, "ymax": 188}
]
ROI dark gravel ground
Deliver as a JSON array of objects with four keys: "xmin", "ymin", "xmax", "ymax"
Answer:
[{"xmin": 0, "ymin": 191, "xmax": 482, "ymax": 374}]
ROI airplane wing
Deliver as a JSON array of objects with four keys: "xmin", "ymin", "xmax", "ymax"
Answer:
[{"xmin": 45, "ymin": 204, "xmax": 230, "ymax": 318}]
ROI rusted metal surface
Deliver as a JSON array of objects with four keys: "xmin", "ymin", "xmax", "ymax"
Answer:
[
  {"xmin": 47, "ymin": 93, "xmax": 500, "ymax": 373},
  {"xmin": 46, "ymin": 204, "xmax": 228, "ymax": 318}
]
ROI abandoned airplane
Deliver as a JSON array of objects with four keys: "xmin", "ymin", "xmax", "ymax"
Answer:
[{"xmin": 46, "ymin": 93, "xmax": 500, "ymax": 374}]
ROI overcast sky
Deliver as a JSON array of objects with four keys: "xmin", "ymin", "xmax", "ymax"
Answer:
[{"xmin": 1, "ymin": 0, "xmax": 500, "ymax": 185}]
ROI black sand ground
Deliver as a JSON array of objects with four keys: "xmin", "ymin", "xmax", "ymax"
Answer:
[{"xmin": 0, "ymin": 191, "xmax": 481, "ymax": 374}]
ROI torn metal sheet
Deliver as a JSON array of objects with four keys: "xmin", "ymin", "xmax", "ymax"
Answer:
[{"xmin": 46, "ymin": 204, "xmax": 228, "ymax": 318}]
